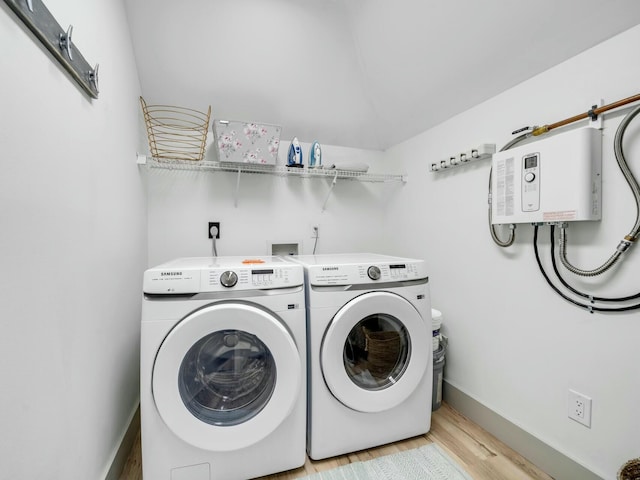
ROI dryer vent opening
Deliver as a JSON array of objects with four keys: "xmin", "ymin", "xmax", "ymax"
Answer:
[{"xmin": 270, "ymin": 242, "xmax": 300, "ymax": 256}]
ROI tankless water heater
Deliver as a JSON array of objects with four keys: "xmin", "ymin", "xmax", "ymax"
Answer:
[{"xmin": 491, "ymin": 127, "xmax": 602, "ymax": 225}]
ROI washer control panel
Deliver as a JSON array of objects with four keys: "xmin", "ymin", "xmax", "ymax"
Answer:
[
  {"xmin": 143, "ymin": 257, "xmax": 303, "ymax": 294},
  {"xmin": 205, "ymin": 266, "xmax": 300, "ymax": 290}
]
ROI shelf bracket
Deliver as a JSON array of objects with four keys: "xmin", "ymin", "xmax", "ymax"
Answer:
[
  {"xmin": 234, "ymin": 168, "xmax": 242, "ymax": 208},
  {"xmin": 321, "ymin": 172, "xmax": 339, "ymax": 212}
]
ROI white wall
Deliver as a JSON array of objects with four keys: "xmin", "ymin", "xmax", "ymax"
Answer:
[
  {"xmin": 0, "ymin": 1, "xmax": 145, "ymax": 479},
  {"xmin": 384, "ymin": 25, "xmax": 640, "ymax": 480},
  {"xmin": 146, "ymin": 142, "xmax": 401, "ymax": 265},
  {"xmin": 3, "ymin": 2, "xmax": 634, "ymax": 478}
]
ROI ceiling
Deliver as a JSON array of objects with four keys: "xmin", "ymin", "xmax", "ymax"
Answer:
[{"xmin": 125, "ymin": 0, "xmax": 640, "ymax": 151}]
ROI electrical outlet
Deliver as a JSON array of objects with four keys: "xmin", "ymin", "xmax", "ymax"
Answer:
[
  {"xmin": 568, "ymin": 389, "xmax": 592, "ymax": 428},
  {"xmin": 208, "ymin": 222, "xmax": 220, "ymax": 239}
]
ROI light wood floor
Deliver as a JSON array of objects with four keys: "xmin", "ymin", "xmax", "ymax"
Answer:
[{"xmin": 119, "ymin": 402, "xmax": 552, "ymax": 480}]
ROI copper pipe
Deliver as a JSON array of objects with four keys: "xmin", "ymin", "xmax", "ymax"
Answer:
[{"xmin": 532, "ymin": 93, "xmax": 640, "ymax": 136}]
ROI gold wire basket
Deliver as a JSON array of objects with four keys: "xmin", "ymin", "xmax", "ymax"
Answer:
[{"xmin": 140, "ymin": 96, "xmax": 211, "ymax": 161}]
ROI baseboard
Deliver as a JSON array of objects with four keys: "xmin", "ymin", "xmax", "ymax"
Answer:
[
  {"xmin": 443, "ymin": 380, "xmax": 603, "ymax": 480},
  {"xmin": 104, "ymin": 403, "xmax": 140, "ymax": 480}
]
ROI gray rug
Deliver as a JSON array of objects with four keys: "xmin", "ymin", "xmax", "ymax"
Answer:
[{"xmin": 296, "ymin": 444, "xmax": 473, "ymax": 480}]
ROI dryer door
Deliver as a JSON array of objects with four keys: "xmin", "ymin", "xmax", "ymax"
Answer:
[
  {"xmin": 152, "ymin": 302, "xmax": 302, "ymax": 451},
  {"xmin": 321, "ymin": 291, "xmax": 429, "ymax": 413}
]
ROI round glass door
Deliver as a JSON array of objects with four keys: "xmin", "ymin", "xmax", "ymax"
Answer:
[
  {"xmin": 153, "ymin": 302, "xmax": 301, "ymax": 452},
  {"xmin": 178, "ymin": 329, "xmax": 276, "ymax": 426},
  {"xmin": 344, "ymin": 314, "xmax": 410, "ymax": 390},
  {"xmin": 321, "ymin": 291, "xmax": 429, "ymax": 413}
]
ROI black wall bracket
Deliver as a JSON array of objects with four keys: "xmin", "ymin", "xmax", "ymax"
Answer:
[{"xmin": 4, "ymin": 0, "xmax": 99, "ymax": 99}]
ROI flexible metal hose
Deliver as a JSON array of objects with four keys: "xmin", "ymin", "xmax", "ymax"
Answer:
[
  {"xmin": 559, "ymin": 103, "xmax": 640, "ymax": 276},
  {"xmin": 558, "ymin": 226, "xmax": 622, "ymax": 276},
  {"xmin": 614, "ymin": 103, "xmax": 640, "ymax": 237}
]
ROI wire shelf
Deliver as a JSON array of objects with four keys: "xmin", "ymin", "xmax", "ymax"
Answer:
[{"xmin": 142, "ymin": 156, "xmax": 407, "ymax": 184}]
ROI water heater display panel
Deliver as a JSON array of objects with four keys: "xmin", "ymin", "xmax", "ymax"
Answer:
[
  {"xmin": 521, "ymin": 153, "xmax": 540, "ymax": 212},
  {"xmin": 491, "ymin": 127, "xmax": 601, "ymax": 225}
]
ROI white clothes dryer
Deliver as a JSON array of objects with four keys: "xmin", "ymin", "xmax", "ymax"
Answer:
[
  {"xmin": 291, "ymin": 253, "xmax": 432, "ymax": 460},
  {"xmin": 141, "ymin": 257, "xmax": 306, "ymax": 480}
]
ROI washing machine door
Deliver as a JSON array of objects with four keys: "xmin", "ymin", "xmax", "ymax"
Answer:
[
  {"xmin": 152, "ymin": 301, "xmax": 302, "ymax": 452},
  {"xmin": 321, "ymin": 291, "xmax": 429, "ymax": 413}
]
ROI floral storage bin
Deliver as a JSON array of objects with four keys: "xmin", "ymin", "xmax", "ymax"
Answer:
[{"xmin": 213, "ymin": 120, "xmax": 281, "ymax": 165}]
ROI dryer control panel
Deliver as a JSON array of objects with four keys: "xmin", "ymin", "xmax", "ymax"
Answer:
[{"xmin": 307, "ymin": 260, "xmax": 427, "ymax": 286}]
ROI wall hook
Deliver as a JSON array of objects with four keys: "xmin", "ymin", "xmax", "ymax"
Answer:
[
  {"xmin": 59, "ymin": 24, "xmax": 73, "ymax": 60},
  {"xmin": 430, "ymin": 143, "xmax": 496, "ymax": 172},
  {"xmin": 88, "ymin": 63, "xmax": 99, "ymax": 92},
  {"xmin": 5, "ymin": 0, "xmax": 99, "ymax": 99}
]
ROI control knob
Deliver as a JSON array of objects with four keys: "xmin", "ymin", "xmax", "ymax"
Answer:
[
  {"xmin": 220, "ymin": 270, "xmax": 238, "ymax": 288},
  {"xmin": 367, "ymin": 266, "xmax": 381, "ymax": 280}
]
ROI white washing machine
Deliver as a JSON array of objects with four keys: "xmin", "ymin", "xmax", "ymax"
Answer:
[
  {"xmin": 141, "ymin": 257, "xmax": 306, "ymax": 480},
  {"xmin": 291, "ymin": 253, "xmax": 432, "ymax": 460}
]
